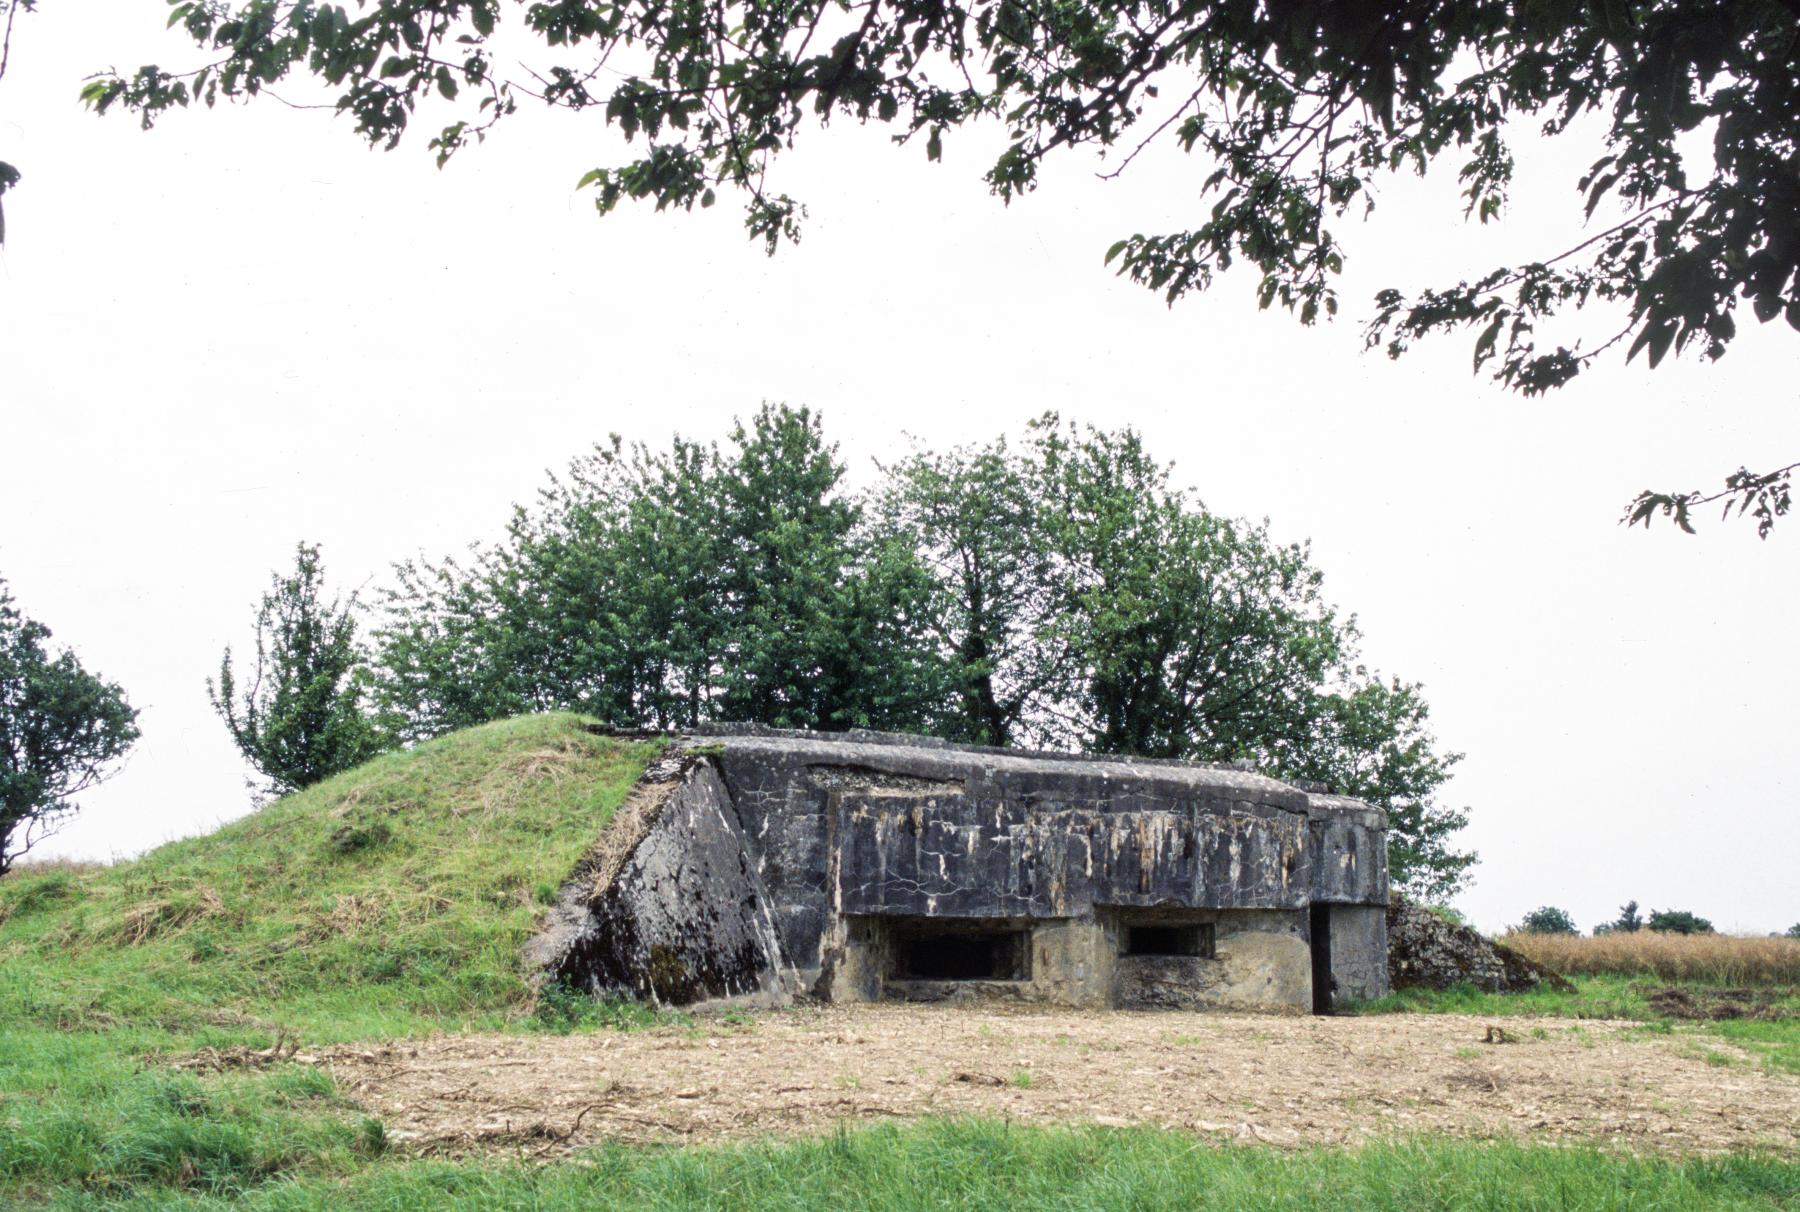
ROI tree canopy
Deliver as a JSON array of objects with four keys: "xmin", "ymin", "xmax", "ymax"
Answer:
[
  {"xmin": 0, "ymin": 575, "xmax": 140, "ymax": 875},
  {"xmin": 1519, "ymin": 905, "xmax": 1579, "ymax": 935},
  {"xmin": 54, "ymin": 0, "xmax": 1800, "ymax": 531},
  {"xmin": 369, "ymin": 406, "xmax": 1476, "ymax": 896},
  {"xmin": 209, "ymin": 542, "xmax": 386, "ymax": 797}
]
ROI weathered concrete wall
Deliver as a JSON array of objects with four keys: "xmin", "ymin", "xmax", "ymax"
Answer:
[
  {"xmin": 836, "ymin": 915, "xmax": 1117, "ymax": 1007},
  {"xmin": 1324, "ymin": 904, "xmax": 1390, "ymax": 1004},
  {"xmin": 1306, "ymin": 794, "xmax": 1389, "ymax": 906},
  {"xmin": 1113, "ymin": 910, "xmax": 1310, "ymax": 1012},
  {"xmin": 835, "ymin": 793, "xmax": 1312, "ymax": 919},
  {"xmin": 527, "ymin": 756, "xmax": 789, "ymax": 1005},
  {"xmin": 707, "ymin": 728, "xmax": 1347, "ymax": 986}
]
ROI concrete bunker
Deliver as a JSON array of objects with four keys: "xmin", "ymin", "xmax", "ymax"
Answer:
[{"xmin": 528, "ymin": 727, "xmax": 1391, "ymax": 1014}]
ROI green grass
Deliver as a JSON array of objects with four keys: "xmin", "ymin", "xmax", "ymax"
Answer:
[
  {"xmin": 0, "ymin": 713, "xmax": 659, "ymax": 1040},
  {"xmin": 22, "ymin": 1121, "xmax": 1800, "ymax": 1212},
  {"xmin": 0, "ymin": 714, "xmax": 660, "ymax": 1201},
  {"xmin": 1356, "ymin": 977, "xmax": 1800, "ymax": 1076}
]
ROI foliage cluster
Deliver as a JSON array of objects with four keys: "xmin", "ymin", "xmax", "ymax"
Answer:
[
  {"xmin": 1594, "ymin": 900, "xmax": 1645, "ymax": 935},
  {"xmin": 76, "ymin": 0, "xmax": 1800, "ymax": 400},
  {"xmin": 1649, "ymin": 908, "xmax": 1716, "ymax": 935},
  {"xmin": 1518, "ymin": 905, "xmax": 1580, "ymax": 936},
  {"xmin": 50, "ymin": 0, "xmax": 1800, "ymax": 534},
  {"xmin": 209, "ymin": 543, "xmax": 385, "ymax": 799},
  {"xmin": 365, "ymin": 406, "xmax": 1472, "ymax": 896},
  {"xmin": 0, "ymin": 576, "xmax": 139, "ymax": 877}
]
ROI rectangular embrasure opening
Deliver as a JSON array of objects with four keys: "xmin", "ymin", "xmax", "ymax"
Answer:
[
  {"xmin": 1123, "ymin": 922, "xmax": 1216, "ymax": 958},
  {"xmin": 886, "ymin": 920, "xmax": 1031, "ymax": 981}
]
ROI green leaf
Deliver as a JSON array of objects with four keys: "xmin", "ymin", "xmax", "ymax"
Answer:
[{"xmin": 1472, "ymin": 315, "xmax": 1503, "ymax": 370}]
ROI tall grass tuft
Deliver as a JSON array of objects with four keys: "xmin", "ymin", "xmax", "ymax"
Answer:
[{"xmin": 1503, "ymin": 932, "xmax": 1800, "ymax": 985}]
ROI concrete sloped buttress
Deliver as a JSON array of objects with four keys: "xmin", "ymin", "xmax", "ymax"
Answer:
[{"xmin": 525, "ymin": 753, "xmax": 790, "ymax": 1006}]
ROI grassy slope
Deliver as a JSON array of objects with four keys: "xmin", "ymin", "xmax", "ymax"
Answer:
[
  {"xmin": 0, "ymin": 715, "xmax": 660, "ymax": 1198},
  {"xmin": 0, "ymin": 713, "xmax": 659, "ymax": 1039}
]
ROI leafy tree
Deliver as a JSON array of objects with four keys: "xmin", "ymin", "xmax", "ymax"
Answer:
[
  {"xmin": 373, "ymin": 407, "xmax": 1475, "ymax": 894},
  {"xmin": 872, "ymin": 438, "xmax": 1062, "ymax": 746},
  {"xmin": 1615, "ymin": 900, "xmax": 1644, "ymax": 933},
  {"xmin": 82, "ymin": 0, "xmax": 1800, "ymax": 532},
  {"xmin": 709, "ymin": 405, "xmax": 942, "ymax": 729},
  {"xmin": 0, "ymin": 575, "xmax": 139, "ymax": 875},
  {"xmin": 879, "ymin": 415, "xmax": 1473, "ymax": 895},
  {"xmin": 1519, "ymin": 905, "xmax": 1580, "ymax": 936},
  {"xmin": 209, "ymin": 543, "xmax": 386, "ymax": 797},
  {"xmin": 1595, "ymin": 899, "xmax": 1645, "ymax": 934},
  {"xmin": 1033, "ymin": 420, "xmax": 1346, "ymax": 760},
  {"xmin": 1786, "ymin": 923, "xmax": 1800, "ymax": 939},
  {"xmin": 1284, "ymin": 675, "xmax": 1474, "ymax": 902},
  {"xmin": 374, "ymin": 405, "xmax": 946, "ymax": 737},
  {"xmin": 1647, "ymin": 908, "xmax": 1715, "ymax": 935},
  {"xmin": 0, "ymin": 0, "xmax": 30, "ymax": 245}
]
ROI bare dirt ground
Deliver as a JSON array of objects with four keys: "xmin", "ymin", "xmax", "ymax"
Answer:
[{"xmin": 315, "ymin": 1004, "xmax": 1800, "ymax": 1157}]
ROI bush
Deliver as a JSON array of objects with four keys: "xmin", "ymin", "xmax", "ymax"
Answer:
[
  {"xmin": 1593, "ymin": 900, "xmax": 1643, "ymax": 935},
  {"xmin": 1648, "ymin": 909, "xmax": 1714, "ymax": 935},
  {"xmin": 1785, "ymin": 923, "xmax": 1800, "ymax": 940},
  {"xmin": 1519, "ymin": 906, "xmax": 1579, "ymax": 936}
]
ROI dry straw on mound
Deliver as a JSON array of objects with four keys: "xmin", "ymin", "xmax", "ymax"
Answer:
[{"xmin": 1503, "ymin": 931, "xmax": 1800, "ymax": 985}]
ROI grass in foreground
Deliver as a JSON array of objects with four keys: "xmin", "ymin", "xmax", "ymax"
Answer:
[{"xmin": 21, "ymin": 1121, "xmax": 1800, "ymax": 1212}]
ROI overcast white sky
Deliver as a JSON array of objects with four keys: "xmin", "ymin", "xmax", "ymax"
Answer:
[{"xmin": 3, "ymin": 2, "xmax": 1795, "ymax": 934}]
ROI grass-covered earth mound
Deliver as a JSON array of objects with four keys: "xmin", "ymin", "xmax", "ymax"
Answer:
[{"xmin": 0, "ymin": 713, "xmax": 660, "ymax": 1041}]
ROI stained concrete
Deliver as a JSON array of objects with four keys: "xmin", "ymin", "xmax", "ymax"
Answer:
[
  {"xmin": 1115, "ymin": 910, "xmax": 1311, "ymax": 1012},
  {"xmin": 1321, "ymin": 904, "xmax": 1391, "ymax": 1005},
  {"xmin": 527, "ymin": 756, "xmax": 789, "ymax": 1005},
  {"xmin": 527, "ymin": 726, "xmax": 1392, "ymax": 1013}
]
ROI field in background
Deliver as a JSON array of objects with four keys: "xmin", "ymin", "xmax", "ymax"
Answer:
[{"xmin": 1503, "ymin": 932, "xmax": 1800, "ymax": 986}]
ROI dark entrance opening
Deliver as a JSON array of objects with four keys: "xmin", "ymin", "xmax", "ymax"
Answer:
[
  {"xmin": 1122, "ymin": 922, "xmax": 1216, "ymax": 958},
  {"xmin": 887, "ymin": 920, "xmax": 1030, "ymax": 981},
  {"xmin": 1309, "ymin": 903, "xmax": 1333, "ymax": 1015}
]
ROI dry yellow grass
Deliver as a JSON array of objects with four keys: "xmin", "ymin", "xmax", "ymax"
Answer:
[{"xmin": 1503, "ymin": 930, "xmax": 1800, "ymax": 985}]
